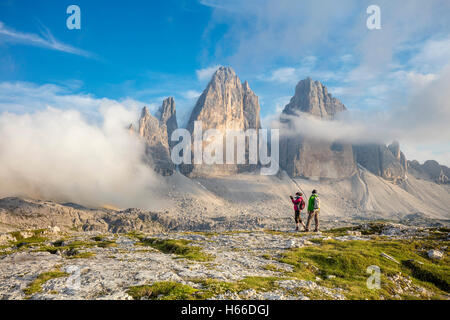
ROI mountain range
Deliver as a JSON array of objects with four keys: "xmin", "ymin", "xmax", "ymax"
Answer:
[
  {"xmin": 2, "ymin": 66, "xmax": 447, "ymax": 234},
  {"xmin": 133, "ymin": 66, "xmax": 449, "ymax": 186}
]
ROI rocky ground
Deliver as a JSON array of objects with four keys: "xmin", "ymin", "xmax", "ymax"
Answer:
[{"xmin": 0, "ymin": 222, "xmax": 448, "ymax": 300}]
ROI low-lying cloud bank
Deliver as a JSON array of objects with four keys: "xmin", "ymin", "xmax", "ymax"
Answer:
[{"xmin": 0, "ymin": 92, "xmax": 165, "ymax": 209}]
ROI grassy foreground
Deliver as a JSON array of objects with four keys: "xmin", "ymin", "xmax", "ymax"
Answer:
[
  {"xmin": 127, "ymin": 227, "xmax": 449, "ymax": 300},
  {"xmin": 277, "ymin": 238, "xmax": 449, "ymax": 299}
]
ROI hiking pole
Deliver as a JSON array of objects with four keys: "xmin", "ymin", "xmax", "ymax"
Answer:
[
  {"xmin": 289, "ymin": 175, "xmax": 306, "ymax": 196},
  {"xmin": 272, "ymin": 157, "xmax": 307, "ymax": 196}
]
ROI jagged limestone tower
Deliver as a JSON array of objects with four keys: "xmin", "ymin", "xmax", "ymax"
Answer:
[
  {"xmin": 129, "ymin": 97, "xmax": 178, "ymax": 176},
  {"xmin": 156, "ymin": 97, "xmax": 178, "ymax": 149},
  {"xmin": 181, "ymin": 66, "xmax": 261, "ymax": 177}
]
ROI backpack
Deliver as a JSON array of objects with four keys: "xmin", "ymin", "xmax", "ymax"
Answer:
[
  {"xmin": 299, "ymin": 198, "xmax": 306, "ymax": 210},
  {"xmin": 313, "ymin": 196, "xmax": 320, "ymax": 210}
]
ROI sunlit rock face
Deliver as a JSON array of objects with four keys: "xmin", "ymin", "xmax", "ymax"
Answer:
[{"xmin": 181, "ymin": 67, "xmax": 261, "ymax": 177}]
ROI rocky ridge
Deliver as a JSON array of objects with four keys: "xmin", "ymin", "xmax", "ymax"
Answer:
[
  {"xmin": 408, "ymin": 160, "xmax": 450, "ymax": 185},
  {"xmin": 353, "ymin": 141, "xmax": 408, "ymax": 184}
]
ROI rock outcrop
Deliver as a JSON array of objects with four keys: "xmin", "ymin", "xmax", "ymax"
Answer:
[
  {"xmin": 128, "ymin": 98, "xmax": 178, "ymax": 176},
  {"xmin": 279, "ymin": 78, "xmax": 356, "ymax": 179},
  {"xmin": 282, "ymin": 77, "xmax": 346, "ymax": 119},
  {"xmin": 156, "ymin": 97, "xmax": 178, "ymax": 148},
  {"xmin": 138, "ymin": 106, "xmax": 174, "ymax": 176},
  {"xmin": 181, "ymin": 66, "xmax": 261, "ymax": 177},
  {"xmin": 407, "ymin": 160, "xmax": 450, "ymax": 184},
  {"xmin": 353, "ymin": 141, "xmax": 408, "ymax": 184}
]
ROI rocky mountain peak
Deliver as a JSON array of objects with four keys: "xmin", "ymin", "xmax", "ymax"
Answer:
[
  {"xmin": 158, "ymin": 97, "xmax": 175, "ymax": 121},
  {"xmin": 141, "ymin": 106, "xmax": 150, "ymax": 119},
  {"xmin": 187, "ymin": 66, "xmax": 260, "ymax": 133},
  {"xmin": 182, "ymin": 66, "xmax": 261, "ymax": 176},
  {"xmin": 283, "ymin": 78, "xmax": 347, "ymax": 119},
  {"xmin": 157, "ymin": 97, "xmax": 178, "ymax": 147},
  {"xmin": 212, "ymin": 66, "xmax": 238, "ymax": 82},
  {"xmin": 137, "ymin": 105, "xmax": 174, "ymax": 176}
]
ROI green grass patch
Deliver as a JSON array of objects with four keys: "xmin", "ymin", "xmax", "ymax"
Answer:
[
  {"xmin": 193, "ymin": 276, "xmax": 281, "ymax": 299},
  {"xmin": 37, "ymin": 240, "xmax": 96, "ymax": 258},
  {"xmin": 67, "ymin": 251, "xmax": 95, "ymax": 259},
  {"xmin": 10, "ymin": 229, "xmax": 48, "ymax": 249},
  {"xmin": 136, "ymin": 238, "xmax": 213, "ymax": 262},
  {"xmin": 277, "ymin": 239, "xmax": 449, "ymax": 299},
  {"xmin": 262, "ymin": 264, "xmax": 286, "ymax": 273},
  {"xmin": 322, "ymin": 226, "xmax": 355, "ymax": 236},
  {"xmin": 402, "ymin": 259, "xmax": 449, "ymax": 292},
  {"xmin": 129, "ymin": 277, "xmax": 285, "ymax": 300},
  {"xmin": 127, "ymin": 281, "xmax": 198, "ymax": 300},
  {"xmin": 23, "ymin": 270, "xmax": 69, "ymax": 296},
  {"xmin": 91, "ymin": 235, "xmax": 117, "ymax": 248}
]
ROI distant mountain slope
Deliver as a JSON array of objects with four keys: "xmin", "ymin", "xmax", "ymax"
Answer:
[{"xmin": 1, "ymin": 167, "xmax": 448, "ymax": 232}]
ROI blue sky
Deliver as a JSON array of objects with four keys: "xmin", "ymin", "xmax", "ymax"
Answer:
[{"xmin": 1, "ymin": 0, "xmax": 450, "ymax": 165}]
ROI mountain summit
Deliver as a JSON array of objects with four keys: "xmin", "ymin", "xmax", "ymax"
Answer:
[
  {"xmin": 157, "ymin": 97, "xmax": 178, "ymax": 148},
  {"xmin": 182, "ymin": 66, "xmax": 261, "ymax": 176},
  {"xmin": 283, "ymin": 77, "xmax": 346, "ymax": 119},
  {"xmin": 187, "ymin": 66, "xmax": 261, "ymax": 133}
]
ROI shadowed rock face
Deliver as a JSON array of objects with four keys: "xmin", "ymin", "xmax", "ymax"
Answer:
[
  {"xmin": 138, "ymin": 106, "xmax": 174, "ymax": 176},
  {"xmin": 128, "ymin": 98, "xmax": 178, "ymax": 176},
  {"xmin": 181, "ymin": 66, "xmax": 261, "ymax": 177},
  {"xmin": 279, "ymin": 78, "xmax": 356, "ymax": 179},
  {"xmin": 408, "ymin": 159, "xmax": 450, "ymax": 184},
  {"xmin": 353, "ymin": 142, "xmax": 407, "ymax": 183},
  {"xmin": 157, "ymin": 97, "xmax": 178, "ymax": 148}
]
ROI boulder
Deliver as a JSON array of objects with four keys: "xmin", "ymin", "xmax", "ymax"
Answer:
[
  {"xmin": 0, "ymin": 233, "xmax": 14, "ymax": 245},
  {"xmin": 427, "ymin": 249, "xmax": 443, "ymax": 260}
]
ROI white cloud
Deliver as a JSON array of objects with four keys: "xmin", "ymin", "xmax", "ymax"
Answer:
[
  {"xmin": 201, "ymin": 0, "xmax": 361, "ymax": 67},
  {"xmin": 268, "ymin": 68, "xmax": 297, "ymax": 83},
  {"xmin": 182, "ymin": 90, "xmax": 201, "ymax": 99},
  {"xmin": 196, "ymin": 65, "xmax": 221, "ymax": 81},
  {"xmin": 0, "ymin": 21, "xmax": 94, "ymax": 58},
  {"xmin": 409, "ymin": 37, "xmax": 450, "ymax": 73},
  {"xmin": 401, "ymin": 143, "xmax": 450, "ymax": 168},
  {"xmin": 0, "ymin": 82, "xmax": 164, "ymax": 209}
]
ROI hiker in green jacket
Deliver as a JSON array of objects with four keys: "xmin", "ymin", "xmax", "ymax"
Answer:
[{"xmin": 305, "ymin": 189, "xmax": 320, "ymax": 232}]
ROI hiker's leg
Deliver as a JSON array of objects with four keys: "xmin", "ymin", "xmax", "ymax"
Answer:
[
  {"xmin": 314, "ymin": 211, "xmax": 319, "ymax": 231},
  {"xmin": 305, "ymin": 212, "xmax": 313, "ymax": 231},
  {"xmin": 299, "ymin": 213, "xmax": 306, "ymax": 229}
]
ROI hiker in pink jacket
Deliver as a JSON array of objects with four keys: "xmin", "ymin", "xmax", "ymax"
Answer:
[{"xmin": 290, "ymin": 192, "xmax": 306, "ymax": 231}]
